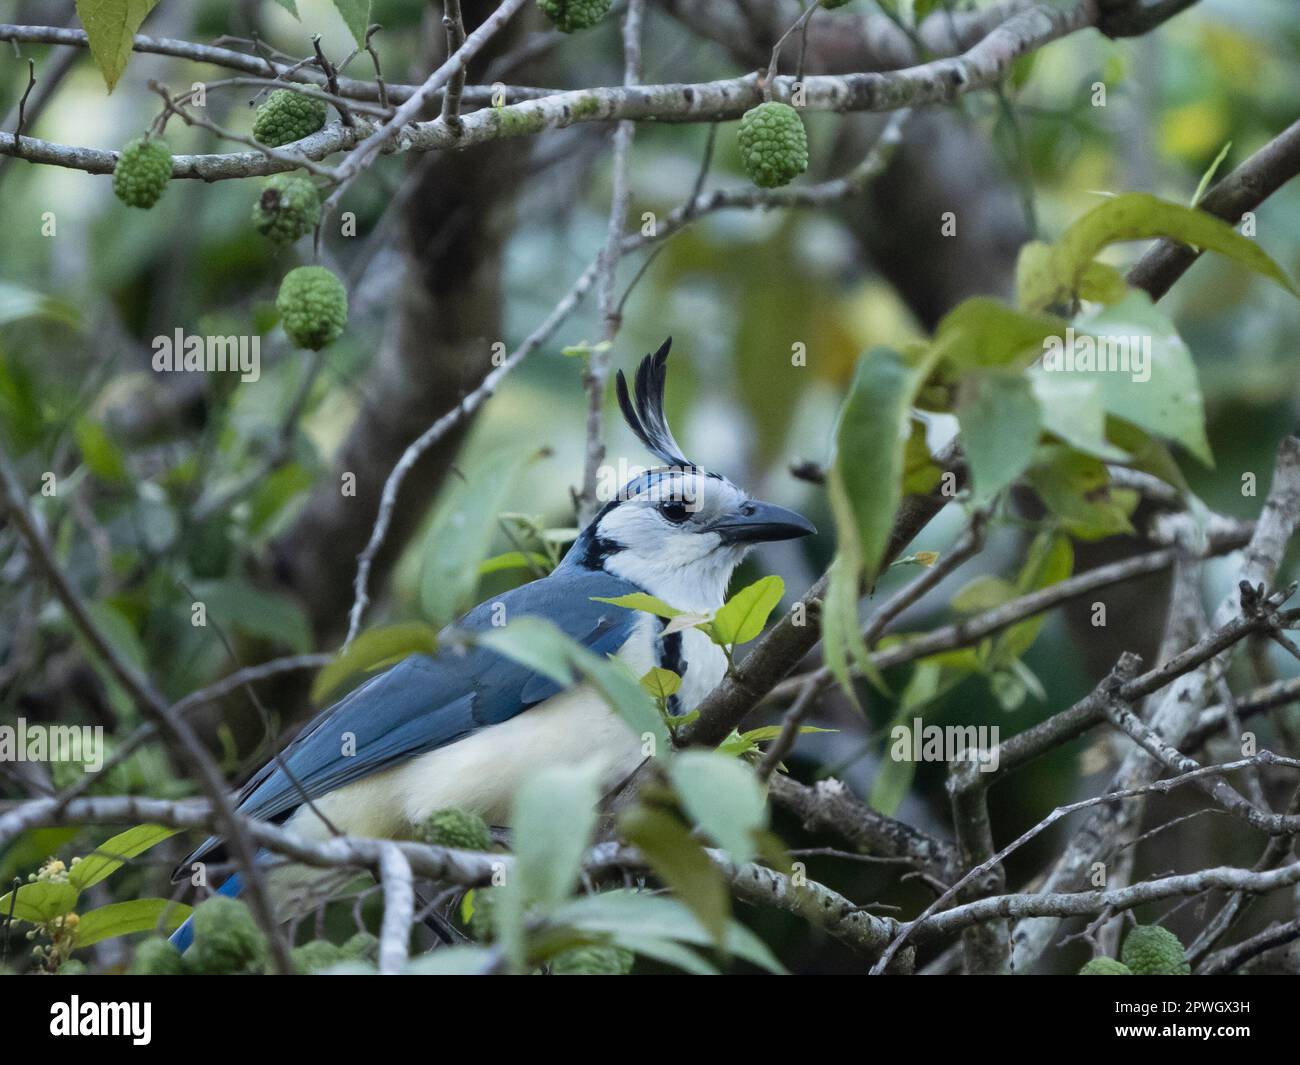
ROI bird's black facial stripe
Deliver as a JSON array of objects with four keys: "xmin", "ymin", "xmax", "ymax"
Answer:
[
  {"xmin": 658, "ymin": 622, "xmax": 686, "ymax": 717},
  {"xmin": 577, "ymin": 532, "xmax": 623, "ymax": 569}
]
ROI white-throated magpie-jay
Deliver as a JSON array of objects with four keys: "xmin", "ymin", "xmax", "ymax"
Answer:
[{"xmin": 169, "ymin": 338, "xmax": 814, "ymax": 947}]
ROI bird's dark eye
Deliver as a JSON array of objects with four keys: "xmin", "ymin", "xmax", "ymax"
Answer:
[{"xmin": 658, "ymin": 500, "xmax": 691, "ymax": 525}]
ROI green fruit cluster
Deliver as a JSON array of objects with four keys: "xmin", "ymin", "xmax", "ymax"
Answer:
[
  {"xmin": 253, "ymin": 174, "xmax": 321, "ymax": 245},
  {"xmin": 465, "ymin": 889, "xmax": 499, "ymax": 941},
  {"xmin": 737, "ymin": 102, "xmax": 809, "ymax": 189},
  {"xmin": 1122, "ymin": 925, "xmax": 1190, "ymax": 975},
  {"xmin": 276, "ymin": 266, "xmax": 348, "ymax": 350},
  {"xmin": 550, "ymin": 944, "xmax": 634, "ymax": 976},
  {"xmin": 129, "ymin": 937, "xmax": 190, "ymax": 975},
  {"xmin": 1078, "ymin": 957, "xmax": 1132, "ymax": 975},
  {"xmin": 538, "ymin": 0, "xmax": 611, "ymax": 33},
  {"xmin": 253, "ymin": 90, "xmax": 327, "ymax": 147},
  {"xmin": 113, "ymin": 138, "xmax": 172, "ymax": 209},
  {"xmin": 342, "ymin": 931, "xmax": 379, "ymax": 961},
  {"xmin": 464, "ymin": 888, "xmax": 498, "ymax": 942},
  {"xmin": 188, "ymin": 896, "xmax": 269, "ymax": 974},
  {"xmin": 418, "ymin": 807, "xmax": 494, "ymax": 851},
  {"xmin": 292, "ymin": 940, "xmax": 350, "ymax": 973}
]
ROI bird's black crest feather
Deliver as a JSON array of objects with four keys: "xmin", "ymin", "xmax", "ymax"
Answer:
[{"xmin": 616, "ymin": 337, "xmax": 693, "ymax": 469}]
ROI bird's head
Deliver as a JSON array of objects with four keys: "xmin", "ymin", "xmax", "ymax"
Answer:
[{"xmin": 565, "ymin": 339, "xmax": 815, "ymax": 612}]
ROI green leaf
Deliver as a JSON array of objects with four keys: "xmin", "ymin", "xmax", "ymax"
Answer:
[
  {"xmin": 420, "ymin": 447, "xmax": 541, "ymax": 626},
  {"xmin": 555, "ymin": 891, "xmax": 785, "ymax": 974},
  {"xmin": 0, "ymin": 880, "xmax": 78, "ymax": 923},
  {"xmin": 331, "ymin": 0, "xmax": 371, "ymax": 45},
  {"xmin": 513, "ymin": 766, "xmax": 599, "ymax": 907},
  {"xmin": 478, "ymin": 617, "xmax": 669, "ymax": 755},
  {"xmin": 639, "ymin": 667, "xmax": 681, "ymax": 700},
  {"xmin": 311, "ymin": 621, "xmax": 439, "ymax": 703},
  {"xmin": 74, "ymin": 899, "xmax": 191, "ymax": 947},
  {"xmin": 479, "ymin": 550, "xmax": 550, "ymax": 576},
  {"xmin": 83, "ymin": 600, "xmax": 148, "ymax": 673},
  {"xmin": 247, "ymin": 462, "xmax": 312, "ymax": 536},
  {"xmin": 957, "ymin": 372, "xmax": 1041, "ymax": 503},
  {"xmin": 498, "ymin": 763, "xmax": 601, "ymax": 967},
  {"xmin": 1072, "ymin": 291, "xmax": 1213, "ymax": 466},
  {"xmin": 831, "ymin": 347, "xmax": 932, "ymax": 582},
  {"xmin": 1191, "ymin": 141, "xmax": 1232, "ymax": 207},
  {"xmin": 709, "ymin": 575, "xmax": 784, "ymax": 647},
  {"xmin": 1077, "ymin": 260, "xmax": 1129, "ymax": 305},
  {"xmin": 0, "ymin": 283, "xmax": 81, "ymax": 329},
  {"xmin": 74, "ymin": 418, "xmax": 129, "ymax": 484},
  {"xmin": 75, "ymin": 0, "xmax": 163, "ymax": 92},
  {"xmin": 1029, "ymin": 372, "xmax": 1128, "ymax": 461},
  {"xmin": 591, "ymin": 592, "xmax": 682, "ymax": 618},
  {"xmin": 1026, "ymin": 450, "xmax": 1136, "ymax": 541},
  {"xmin": 618, "ymin": 805, "xmax": 730, "ymax": 946},
  {"xmin": 1043, "ymin": 192, "xmax": 1296, "ymax": 309},
  {"xmin": 935, "ymin": 297, "xmax": 1067, "ymax": 369},
  {"xmin": 715, "ymin": 723, "xmax": 835, "ymax": 759},
  {"xmin": 950, "ymin": 575, "xmax": 1018, "ymax": 613},
  {"xmin": 608, "ymin": 934, "xmax": 718, "ymax": 975},
  {"xmin": 70, "ymin": 825, "xmax": 179, "ymax": 891},
  {"xmin": 272, "ymin": 0, "xmax": 301, "ymax": 17},
  {"xmin": 1015, "ymin": 240, "xmax": 1060, "ymax": 313},
  {"xmin": 989, "ymin": 530, "xmax": 1074, "ymax": 666},
  {"xmin": 668, "ymin": 751, "xmax": 767, "ymax": 865},
  {"xmin": 191, "ymin": 578, "xmax": 313, "ymax": 655},
  {"xmin": 824, "ymin": 345, "xmax": 940, "ymax": 695}
]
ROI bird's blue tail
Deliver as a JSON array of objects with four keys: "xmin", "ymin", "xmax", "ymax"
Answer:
[{"xmin": 169, "ymin": 872, "xmax": 244, "ymax": 952}]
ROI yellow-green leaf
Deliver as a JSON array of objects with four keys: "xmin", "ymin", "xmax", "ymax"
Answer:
[
  {"xmin": 75, "ymin": 899, "xmax": 191, "ymax": 947},
  {"xmin": 70, "ymin": 825, "xmax": 178, "ymax": 891},
  {"xmin": 0, "ymin": 880, "xmax": 78, "ymax": 923},
  {"xmin": 618, "ymin": 805, "xmax": 729, "ymax": 947},
  {"xmin": 312, "ymin": 621, "xmax": 439, "ymax": 703},
  {"xmin": 75, "ymin": 0, "xmax": 163, "ymax": 92},
  {"xmin": 709, "ymin": 575, "xmax": 785, "ymax": 647},
  {"xmin": 640, "ymin": 667, "xmax": 682, "ymax": 700},
  {"xmin": 591, "ymin": 592, "xmax": 682, "ymax": 618}
]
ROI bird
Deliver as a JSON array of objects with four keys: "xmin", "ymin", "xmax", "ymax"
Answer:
[{"xmin": 168, "ymin": 337, "xmax": 815, "ymax": 949}]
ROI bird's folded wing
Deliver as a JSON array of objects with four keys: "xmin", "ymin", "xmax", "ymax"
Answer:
[{"xmin": 181, "ymin": 568, "xmax": 643, "ymax": 869}]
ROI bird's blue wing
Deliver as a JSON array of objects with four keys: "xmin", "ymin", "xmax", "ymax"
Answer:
[{"xmin": 178, "ymin": 567, "xmax": 642, "ymax": 871}]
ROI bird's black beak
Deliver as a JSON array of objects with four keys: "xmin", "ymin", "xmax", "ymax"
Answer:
[{"xmin": 712, "ymin": 500, "xmax": 817, "ymax": 544}]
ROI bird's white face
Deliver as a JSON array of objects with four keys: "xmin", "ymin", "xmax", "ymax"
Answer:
[{"xmin": 594, "ymin": 468, "xmax": 812, "ymax": 614}]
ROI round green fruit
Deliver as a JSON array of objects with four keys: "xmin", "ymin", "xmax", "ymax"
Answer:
[
  {"xmin": 550, "ymin": 944, "xmax": 634, "ymax": 976},
  {"xmin": 276, "ymin": 265, "xmax": 348, "ymax": 350},
  {"xmin": 113, "ymin": 137, "xmax": 172, "ymax": 209},
  {"xmin": 189, "ymin": 896, "xmax": 269, "ymax": 974},
  {"xmin": 737, "ymin": 101, "xmax": 809, "ymax": 189},
  {"xmin": 253, "ymin": 174, "xmax": 321, "ymax": 245},
  {"xmin": 538, "ymin": 0, "xmax": 611, "ymax": 33},
  {"xmin": 1121, "ymin": 925, "xmax": 1190, "ymax": 975},
  {"xmin": 464, "ymin": 888, "xmax": 498, "ymax": 943},
  {"xmin": 292, "ymin": 940, "xmax": 350, "ymax": 973},
  {"xmin": 1078, "ymin": 957, "xmax": 1132, "ymax": 975},
  {"xmin": 129, "ymin": 938, "xmax": 189, "ymax": 975},
  {"xmin": 253, "ymin": 90, "xmax": 327, "ymax": 147},
  {"xmin": 417, "ymin": 807, "xmax": 494, "ymax": 852}
]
